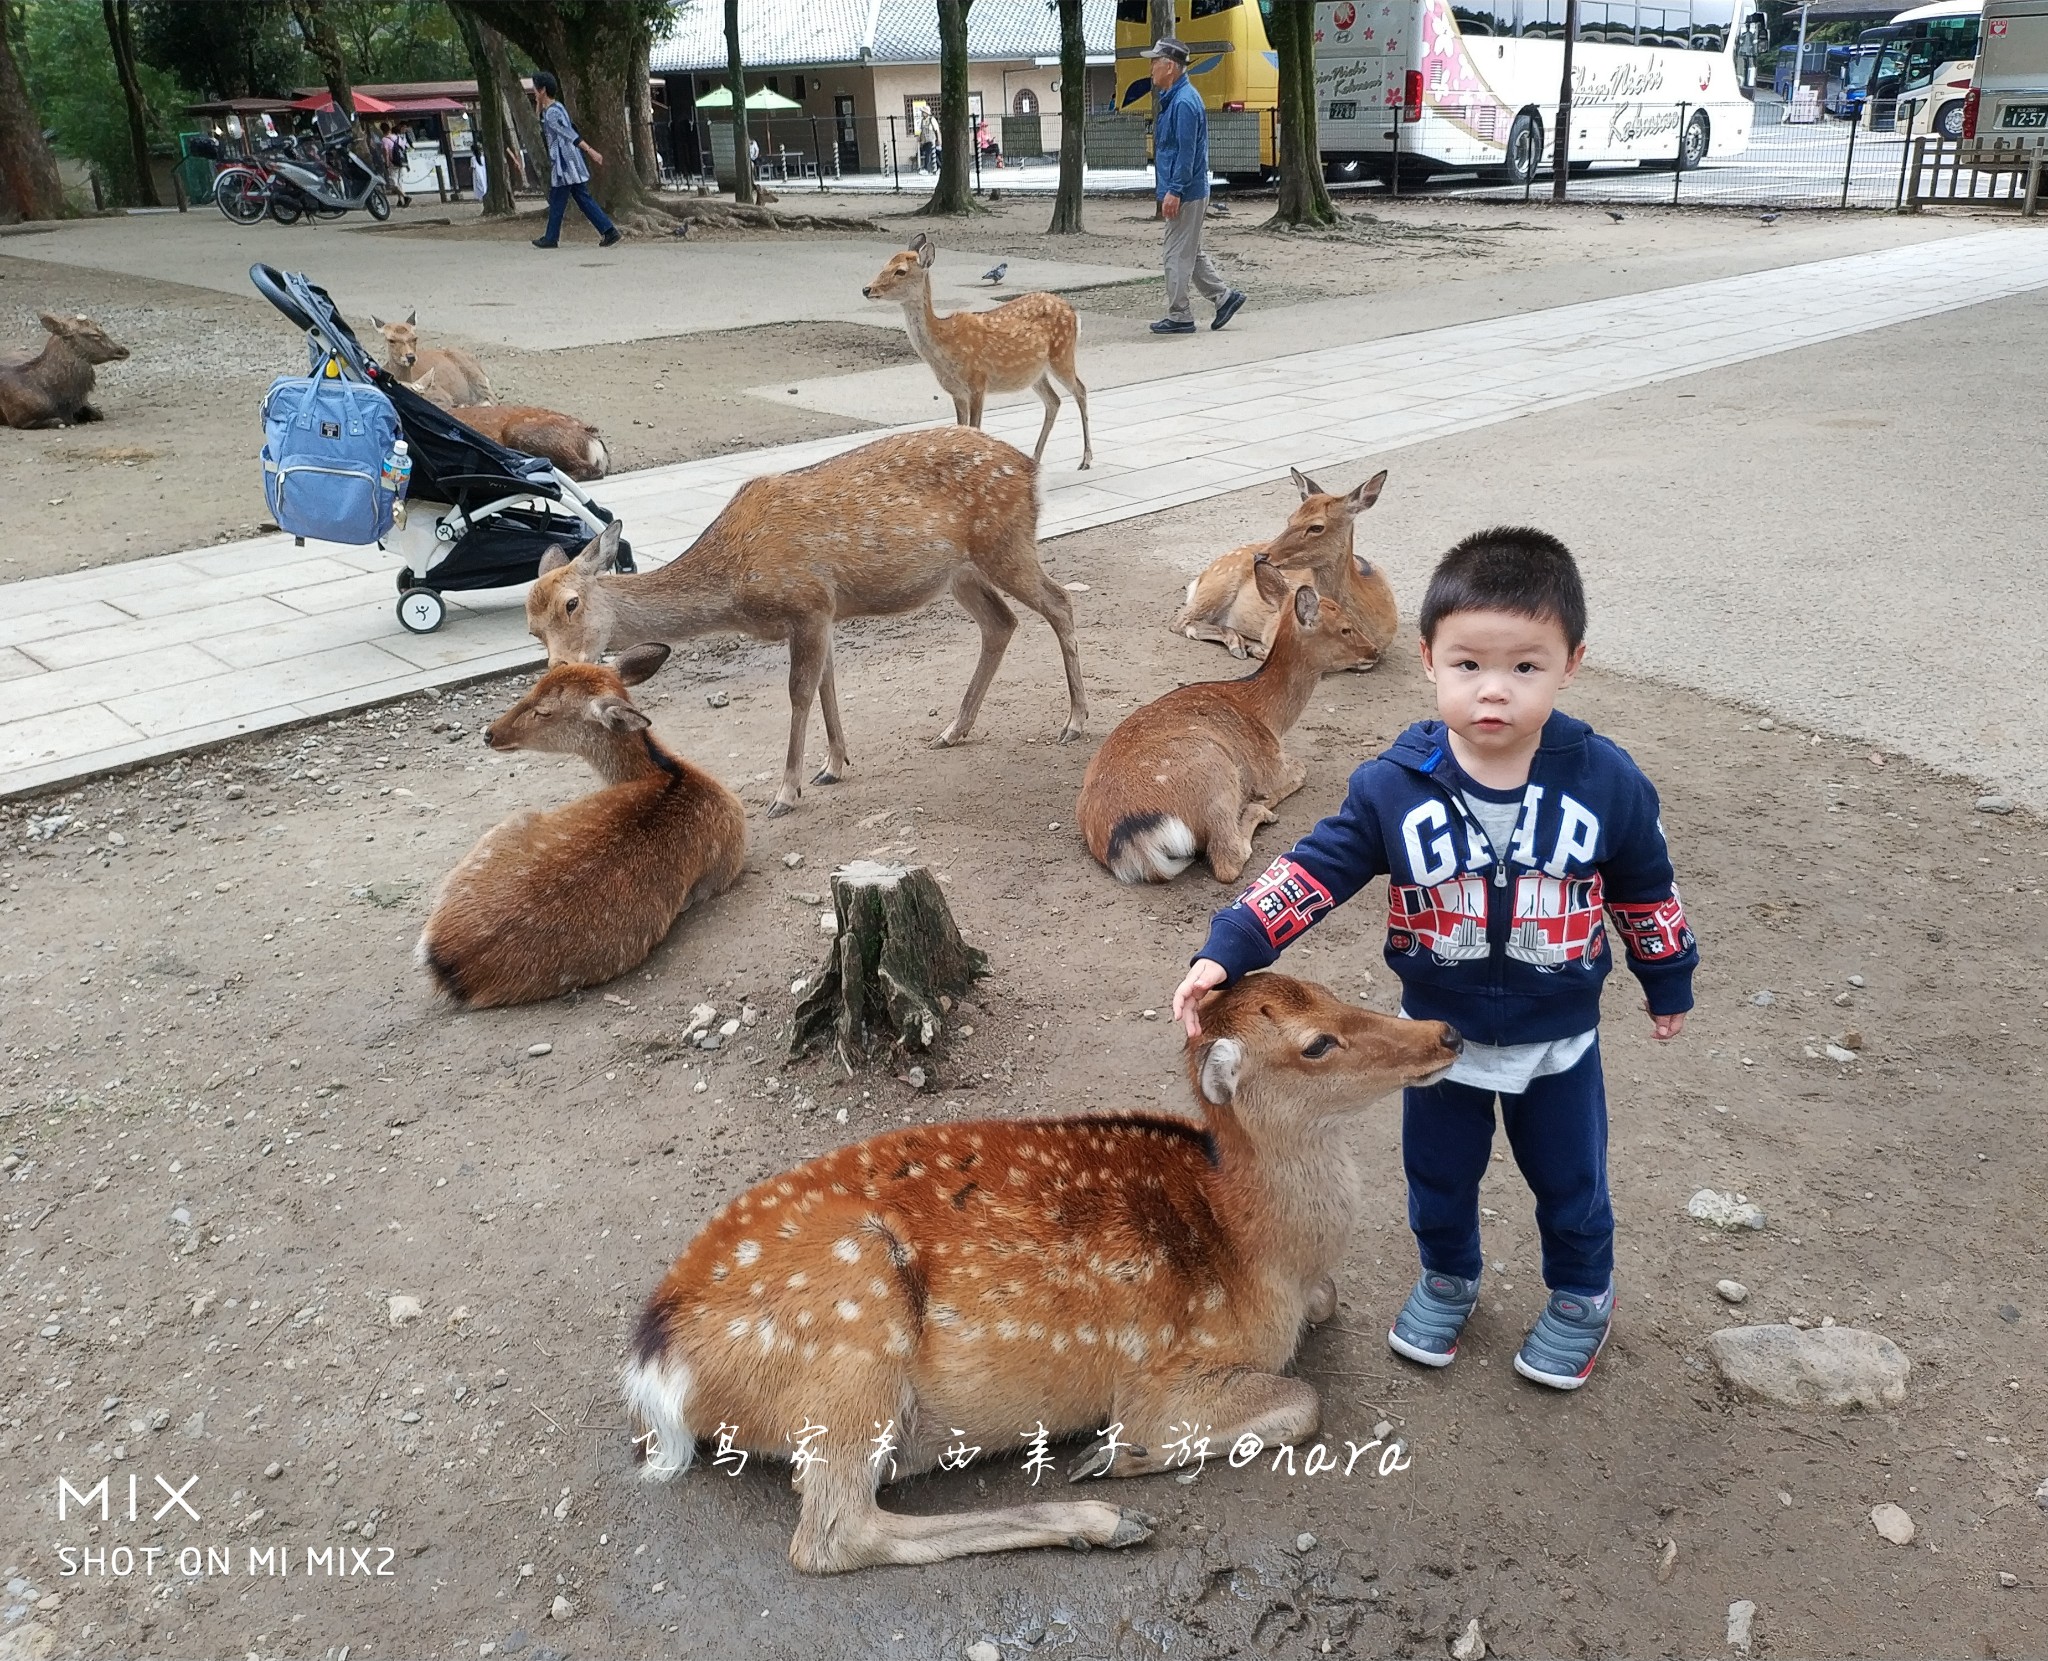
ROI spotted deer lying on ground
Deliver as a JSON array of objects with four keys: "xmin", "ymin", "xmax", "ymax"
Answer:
[
  {"xmin": 415, "ymin": 645, "xmax": 744, "ymax": 1007},
  {"xmin": 1080, "ymin": 559, "xmax": 1377, "ymax": 885},
  {"xmin": 525, "ymin": 428, "xmax": 1087, "ymax": 817},
  {"xmin": 1173, "ymin": 469, "xmax": 1394, "ymax": 666},
  {"xmin": 371, "ymin": 310, "xmax": 494, "ymax": 405},
  {"xmin": 622, "ymin": 972, "xmax": 1462, "ymax": 1572},
  {"xmin": 862, "ymin": 234, "xmax": 1094, "ymax": 469},
  {"xmin": 0, "ymin": 313, "xmax": 130, "ymax": 429}
]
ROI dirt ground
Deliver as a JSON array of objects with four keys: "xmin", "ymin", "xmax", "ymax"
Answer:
[{"xmin": 4, "ymin": 467, "xmax": 2044, "ymax": 1658}]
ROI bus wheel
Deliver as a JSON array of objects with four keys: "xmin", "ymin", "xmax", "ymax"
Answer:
[
  {"xmin": 1501, "ymin": 110, "xmax": 1543, "ymax": 184},
  {"xmin": 1935, "ymin": 100, "xmax": 1965, "ymax": 140},
  {"xmin": 1680, "ymin": 110, "xmax": 1710, "ymax": 170}
]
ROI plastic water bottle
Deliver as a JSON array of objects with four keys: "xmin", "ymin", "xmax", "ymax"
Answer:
[{"xmin": 381, "ymin": 438, "xmax": 413, "ymax": 503}]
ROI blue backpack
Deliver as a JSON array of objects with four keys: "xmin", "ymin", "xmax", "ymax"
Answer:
[{"xmin": 261, "ymin": 359, "xmax": 401, "ymax": 545}]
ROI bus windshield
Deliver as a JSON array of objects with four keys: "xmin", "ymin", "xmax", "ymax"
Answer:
[{"xmin": 1863, "ymin": 11, "xmax": 1981, "ymax": 98}]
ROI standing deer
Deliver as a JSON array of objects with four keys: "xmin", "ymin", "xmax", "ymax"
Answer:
[
  {"xmin": 526, "ymin": 428, "xmax": 1087, "ymax": 818},
  {"xmin": 1173, "ymin": 469, "xmax": 1394, "ymax": 666},
  {"xmin": 416, "ymin": 645, "xmax": 745, "ymax": 1007},
  {"xmin": 863, "ymin": 234, "xmax": 1094, "ymax": 470},
  {"xmin": 371, "ymin": 311, "xmax": 494, "ymax": 405},
  {"xmin": 622, "ymin": 971, "xmax": 1462, "ymax": 1572},
  {"xmin": 1080, "ymin": 560, "xmax": 1377, "ymax": 885}
]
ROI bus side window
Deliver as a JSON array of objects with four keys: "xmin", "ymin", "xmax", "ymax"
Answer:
[
  {"xmin": 1689, "ymin": 0, "xmax": 1730, "ymax": 53},
  {"xmin": 1453, "ymin": 3, "xmax": 1496, "ymax": 38},
  {"xmin": 1115, "ymin": 0, "xmax": 1149, "ymax": 22},
  {"xmin": 1523, "ymin": 0, "xmax": 1566, "ymax": 40}
]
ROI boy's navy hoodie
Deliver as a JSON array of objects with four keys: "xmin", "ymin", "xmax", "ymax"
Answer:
[{"xmin": 1198, "ymin": 712, "xmax": 1697, "ymax": 1046}]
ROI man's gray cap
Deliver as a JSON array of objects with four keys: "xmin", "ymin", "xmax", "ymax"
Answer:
[{"xmin": 1143, "ymin": 37, "xmax": 1191, "ymax": 64}]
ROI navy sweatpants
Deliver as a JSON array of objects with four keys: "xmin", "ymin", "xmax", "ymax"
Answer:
[{"xmin": 1402, "ymin": 1040, "xmax": 1613, "ymax": 1297}]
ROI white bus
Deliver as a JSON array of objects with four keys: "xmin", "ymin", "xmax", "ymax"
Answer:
[{"xmin": 1316, "ymin": 0, "xmax": 1767, "ymax": 182}]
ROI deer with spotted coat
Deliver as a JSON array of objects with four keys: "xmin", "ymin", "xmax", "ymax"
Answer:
[
  {"xmin": 622, "ymin": 971, "xmax": 1462, "ymax": 1572},
  {"xmin": 863, "ymin": 234, "xmax": 1094, "ymax": 470}
]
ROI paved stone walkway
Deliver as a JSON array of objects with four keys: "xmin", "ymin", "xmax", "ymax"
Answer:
[{"xmin": 7, "ymin": 227, "xmax": 2048, "ymax": 800}]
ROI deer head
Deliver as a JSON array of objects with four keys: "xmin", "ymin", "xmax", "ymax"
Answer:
[
  {"xmin": 371, "ymin": 311, "xmax": 421, "ymax": 369},
  {"xmin": 861, "ymin": 233, "xmax": 936, "ymax": 302},
  {"xmin": 1251, "ymin": 557, "xmax": 1376, "ymax": 677},
  {"xmin": 40, "ymin": 313, "xmax": 130, "ymax": 365},
  {"xmin": 1266, "ymin": 468, "xmax": 1389, "ymax": 587},
  {"xmin": 483, "ymin": 643, "xmax": 671, "ymax": 766},
  {"xmin": 528, "ymin": 520, "xmax": 627, "ymax": 665}
]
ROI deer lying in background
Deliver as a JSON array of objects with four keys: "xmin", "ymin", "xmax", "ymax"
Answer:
[
  {"xmin": 371, "ymin": 310, "xmax": 494, "ymax": 405},
  {"xmin": 416, "ymin": 644, "xmax": 744, "ymax": 1007},
  {"xmin": 1173, "ymin": 469, "xmax": 1394, "ymax": 668},
  {"xmin": 444, "ymin": 402, "xmax": 610, "ymax": 481},
  {"xmin": 0, "ymin": 313, "xmax": 131, "ymax": 429},
  {"xmin": 863, "ymin": 234, "xmax": 1093, "ymax": 470},
  {"xmin": 1081, "ymin": 560, "xmax": 1377, "ymax": 885},
  {"xmin": 526, "ymin": 428, "xmax": 1087, "ymax": 817},
  {"xmin": 623, "ymin": 972, "xmax": 1462, "ymax": 1572}
]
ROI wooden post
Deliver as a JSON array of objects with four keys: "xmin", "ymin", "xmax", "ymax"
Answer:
[{"xmin": 789, "ymin": 861, "xmax": 989, "ymax": 1071}]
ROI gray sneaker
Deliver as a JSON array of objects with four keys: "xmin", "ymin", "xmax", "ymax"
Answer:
[
  {"xmin": 1387, "ymin": 1270, "xmax": 1480, "ymax": 1367},
  {"xmin": 1512, "ymin": 1283, "xmax": 1614, "ymax": 1390}
]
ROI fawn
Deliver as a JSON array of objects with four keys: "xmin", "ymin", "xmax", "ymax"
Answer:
[
  {"xmin": 622, "ymin": 971, "xmax": 1462, "ymax": 1572},
  {"xmin": 525, "ymin": 429, "xmax": 1087, "ymax": 817},
  {"xmin": 371, "ymin": 311, "xmax": 494, "ymax": 405},
  {"xmin": 1080, "ymin": 559, "xmax": 1377, "ymax": 885},
  {"xmin": 863, "ymin": 234, "xmax": 1094, "ymax": 470},
  {"xmin": 1173, "ymin": 469, "xmax": 1394, "ymax": 666},
  {"xmin": 416, "ymin": 645, "xmax": 744, "ymax": 1007}
]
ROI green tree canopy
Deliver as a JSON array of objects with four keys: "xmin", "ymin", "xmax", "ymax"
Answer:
[{"xmin": 19, "ymin": 0, "xmax": 194, "ymax": 206}]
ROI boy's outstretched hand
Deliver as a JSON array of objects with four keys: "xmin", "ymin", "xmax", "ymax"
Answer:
[
  {"xmin": 1646, "ymin": 1004, "xmax": 1687, "ymax": 1041},
  {"xmin": 1173, "ymin": 959, "xmax": 1228, "ymax": 1036}
]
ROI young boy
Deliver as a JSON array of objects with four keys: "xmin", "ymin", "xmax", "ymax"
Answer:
[{"xmin": 1171, "ymin": 528, "xmax": 1696, "ymax": 1390}]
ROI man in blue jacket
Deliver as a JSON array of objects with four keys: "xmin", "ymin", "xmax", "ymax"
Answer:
[{"xmin": 1145, "ymin": 38, "xmax": 1247, "ymax": 335}]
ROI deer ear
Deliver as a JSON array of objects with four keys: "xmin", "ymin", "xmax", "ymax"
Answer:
[
  {"xmin": 1251, "ymin": 553, "xmax": 1290, "ymax": 609},
  {"xmin": 612, "ymin": 642, "xmax": 671, "ymax": 686},
  {"xmin": 1290, "ymin": 466, "xmax": 1322, "ymax": 501},
  {"xmin": 588, "ymin": 695, "xmax": 651, "ymax": 733},
  {"xmin": 1293, "ymin": 583, "xmax": 1322, "ymax": 629},
  {"xmin": 405, "ymin": 308, "xmax": 417, "ymax": 325},
  {"xmin": 1350, "ymin": 470, "xmax": 1389, "ymax": 512},
  {"xmin": 1353, "ymin": 553, "xmax": 1374, "ymax": 579},
  {"xmin": 1198, "ymin": 1037, "xmax": 1244, "ymax": 1107},
  {"xmin": 537, "ymin": 543, "xmax": 572, "ymax": 577},
  {"xmin": 38, "ymin": 313, "xmax": 66, "ymax": 334},
  {"xmin": 370, "ymin": 314, "xmax": 385, "ymax": 329},
  {"xmin": 915, "ymin": 237, "xmax": 935, "ymax": 268},
  {"xmin": 577, "ymin": 520, "xmax": 623, "ymax": 573}
]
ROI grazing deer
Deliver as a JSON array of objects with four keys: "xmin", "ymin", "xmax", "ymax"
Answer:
[
  {"xmin": 526, "ymin": 428, "xmax": 1087, "ymax": 818},
  {"xmin": 0, "ymin": 313, "xmax": 130, "ymax": 429},
  {"xmin": 371, "ymin": 310, "xmax": 494, "ymax": 405},
  {"xmin": 447, "ymin": 402, "xmax": 609, "ymax": 481},
  {"xmin": 416, "ymin": 644, "xmax": 744, "ymax": 1007},
  {"xmin": 1080, "ymin": 560, "xmax": 1376, "ymax": 885},
  {"xmin": 622, "ymin": 971, "xmax": 1462, "ymax": 1573},
  {"xmin": 1173, "ymin": 469, "xmax": 1394, "ymax": 667},
  {"xmin": 862, "ymin": 234, "xmax": 1094, "ymax": 470}
]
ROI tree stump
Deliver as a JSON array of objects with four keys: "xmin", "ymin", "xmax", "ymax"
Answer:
[{"xmin": 789, "ymin": 861, "xmax": 988, "ymax": 1069}]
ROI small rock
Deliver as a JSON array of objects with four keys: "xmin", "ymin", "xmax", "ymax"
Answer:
[
  {"xmin": 1688, "ymin": 1189, "xmax": 1766, "ymax": 1231},
  {"xmin": 1450, "ymin": 1617, "xmax": 1486, "ymax": 1661},
  {"xmin": 1143, "ymin": 1008, "xmax": 1158, "ymax": 1020},
  {"xmin": 550, "ymin": 1594, "xmax": 574, "ymax": 1620},
  {"xmin": 740, "ymin": 1004, "xmax": 760, "ymax": 1026},
  {"xmin": 500, "ymin": 1631, "xmax": 529, "ymax": 1654},
  {"xmin": 1848, "ymin": 974, "xmax": 1866, "ymax": 987},
  {"xmin": 1837, "ymin": 1030, "xmax": 1863, "ymax": 1050},
  {"xmin": 718, "ymin": 1017, "xmax": 741, "ymax": 1039},
  {"xmin": 904, "ymin": 1065, "xmax": 928, "ymax": 1090},
  {"xmin": 224, "ymin": 783, "xmax": 246, "ymax": 800},
  {"xmin": 783, "ymin": 851, "xmax": 804, "ymax": 868},
  {"xmin": 263, "ymin": 1461, "xmax": 283, "ymax": 1479},
  {"xmin": 1833, "ymin": 991, "xmax": 1853, "ymax": 1007},
  {"xmin": 1824, "ymin": 1044, "xmax": 1858, "ymax": 1064},
  {"xmin": 1716, "ymin": 1279, "xmax": 1750, "ymax": 1304},
  {"xmin": 527, "ymin": 1043, "xmax": 553, "ymax": 1057},
  {"xmin": 2002, "ymin": 1572, "xmax": 2020, "ymax": 1588},
  {"xmin": 683, "ymin": 1003, "xmax": 717, "ymax": 1037},
  {"xmin": 1727, "ymin": 1599, "xmax": 1757, "ymax": 1655},
  {"xmin": 31, "ymin": 1594, "xmax": 60, "ymax": 1613},
  {"xmin": 1870, "ymin": 1503, "xmax": 1915, "ymax": 1545},
  {"xmin": 1295, "ymin": 1532, "xmax": 1318, "ymax": 1553},
  {"xmin": 966, "ymin": 1643, "xmax": 1002, "ymax": 1661},
  {"xmin": 1998, "ymin": 1304, "xmax": 2019, "ymax": 1322},
  {"xmin": 1755, "ymin": 718, "xmax": 1775, "ymax": 731},
  {"xmin": 1750, "ymin": 990, "xmax": 1776, "ymax": 1006},
  {"xmin": 705, "ymin": 690, "xmax": 729, "ymax": 708},
  {"xmin": 1372, "ymin": 1419, "xmax": 1394, "ymax": 1441},
  {"xmin": 1705, "ymin": 1324, "xmax": 1909, "ymax": 1410},
  {"xmin": 791, "ymin": 890, "xmax": 823, "ymax": 906},
  {"xmin": 1654, "ymin": 1538, "xmax": 1678, "ymax": 1582},
  {"xmin": 387, "ymin": 1294, "xmax": 424, "ymax": 1329},
  {"xmin": 820, "ymin": 911, "xmax": 839, "ymax": 934},
  {"xmin": 183, "ymin": 1411, "xmax": 207, "ymax": 1438},
  {"xmin": 1975, "ymin": 795, "xmax": 2013, "ymax": 814}
]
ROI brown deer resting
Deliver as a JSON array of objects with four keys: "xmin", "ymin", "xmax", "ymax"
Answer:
[
  {"xmin": 1173, "ymin": 469, "xmax": 1394, "ymax": 667},
  {"xmin": 862, "ymin": 234, "xmax": 1093, "ymax": 469},
  {"xmin": 1080, "ymin": 561, "xmax": 1377, "ymax": 885},
  {"xmin": 371, "ymin": 311, "xmax": 494, "ymax": 405},
  {"xmin": 0, "ymin": 314, "xmax": 131, "ymax": 429},
  {"xmin": 446, "ymin": 402, "xmax": 609, "ymax": 481},
  {"xmin": 622, "ymin": 973, "xmax": 1462, "ymax": 1572},
  {"xmin": 525, "ymin": 428, "xmax": 1087, "ymax": 817},
  {"xmin": 415, "ymin": 645, "xmax": 744, "ymax": 1007}
]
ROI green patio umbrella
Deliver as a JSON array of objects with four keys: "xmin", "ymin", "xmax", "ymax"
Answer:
[{"xmin": 695, "ymin": 86, "xmax": 803, "ymax": 111}]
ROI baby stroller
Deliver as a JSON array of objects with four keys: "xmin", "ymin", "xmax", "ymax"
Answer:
[{"xmin": 251, "ymin": 263, "xmax": 631, "ymax": 634}]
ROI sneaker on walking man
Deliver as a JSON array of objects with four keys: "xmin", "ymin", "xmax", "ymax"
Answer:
[
  {"xmin": 1145, "ymin": 38, "xmax": 1245, "ymax": 336},
  {"xmin": 531, "ymin": 71, "xmax": 621, "ymax": 249}
]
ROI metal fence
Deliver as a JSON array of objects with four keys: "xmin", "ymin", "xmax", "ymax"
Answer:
[{"xmin": 669, "ymin": 110, "xmax": 1072, "ymax": 197}]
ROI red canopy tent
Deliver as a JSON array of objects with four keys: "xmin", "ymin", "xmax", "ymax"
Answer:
[{"xmin": 292, "ymin": 91, "xmax": 397, "ymax": 114}]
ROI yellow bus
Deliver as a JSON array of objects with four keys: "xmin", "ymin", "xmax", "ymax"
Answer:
[{"xmin": 1113, "ymin": 0, "xmax": 1282, "ymax": 177}]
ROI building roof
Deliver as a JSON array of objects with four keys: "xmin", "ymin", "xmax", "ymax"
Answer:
[{"xmin": 651, "ymin": 0, "xmax": 1115, "ymax": 74}]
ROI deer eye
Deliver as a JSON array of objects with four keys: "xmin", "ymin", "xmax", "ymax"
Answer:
[
  {"xmin": 1307, "ymin": 523, "xmax": 1324, "ymax": 534},
  {"xmin": 1301, "ymin": 1034, "xmax": 1338, "ymax": 1059},
  {"xmin": 564, "ymin": 596, "xmax": 580, "ymax": 614}
]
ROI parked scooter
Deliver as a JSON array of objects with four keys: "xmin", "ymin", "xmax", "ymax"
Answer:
[{"xmin": 262, "ymin": 107, "xmax": 392, "ymax": 226}]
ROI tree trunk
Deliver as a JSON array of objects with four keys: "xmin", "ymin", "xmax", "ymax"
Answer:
[
  {"xmin": 1149, "ymin": 0, "xmax": 1173, "ymax": 220},
  {"xmin": 453, "ymin": 5, "xmax": 517, "ymax": 215},
  {"xmin": 483, "ymin": 18, "xmax": 547, "ymax": 190},
  {"xmin": 918, "ymin": 0, "xmax": 980, "ymax": 216},
  {"xmin": 1552, "ymin": 0, "xmax": 1580, "ymax": 202},
  {"xmin": 103, "ymin": 0, "xmax": 162, "ymax": 208},
  {"xmin": 789, "ymin": 863, "xmax": 990, "ymax": 1071},
  {"xmin": 290, "ymin": 0, "xmax": 356, "ymax": 119},
  {"xmin": 1270, "ymin": 0, "xmax": 1336, "ymax": 226},
  {"xmin": 724, "ymin": 0, "xmax": 753, "ymax": 205},
  {"xmin": 1047, "ymin": 0, "xmax": 1085, "ymax": 233},
  {"xmin": 630, "ymin": 34, "xmax": 659, "ymax": 188},
  {"xmin": 0, "ymin": 18, "xmax": 66, "ymax": 223}
]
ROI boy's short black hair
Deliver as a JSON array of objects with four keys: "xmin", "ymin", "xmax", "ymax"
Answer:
[
  {"xmin": 531, "ymin": 71, "xmax": 560, "ymax": 98},
  {"xmin": 1419, "ymin": 527, "xmax": 1587, "ymax": 650}
]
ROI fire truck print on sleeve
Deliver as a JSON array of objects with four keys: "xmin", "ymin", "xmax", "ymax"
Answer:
[
  {"xmin": 1608, "ymin": 891, "xmax": 1694, "ymax": 962},
  {"xmin": 1242, "ymin": 857, "xmax": 1335, "ymax": 948}
]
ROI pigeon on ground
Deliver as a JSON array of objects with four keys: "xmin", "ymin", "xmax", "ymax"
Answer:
[
  {"xmin": 1759, "ymin": 212, "xmax": 1781, "ymax": 225},
  {"xmin": 982, "ymin": 262, "xmax": 1008, "ymax": 284},
  {"xmin": 1605, "ymin": 209, "xmax": 1627, "ymax": 222}
]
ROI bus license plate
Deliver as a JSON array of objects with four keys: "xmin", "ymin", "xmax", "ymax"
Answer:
[
  {"xmin": 1329, "ymin": 101, "xmax": 1358, "ymax": 120},
  {"xmin": 2003, "ymin": 105, "xmax": 2048, "ymax": 128}
]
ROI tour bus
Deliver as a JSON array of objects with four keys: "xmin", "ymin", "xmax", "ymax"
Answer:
[
  {"xmin": 1860, "ymin": 0, "xmax": 1983, "ymax": 136},
  {"xmin": 1113, "ymin": 0, "xmax": 1282, "ymax": 176},
  {"xmin": 1963, "ymin": 0, "xmax": 2048, "ymax": 137},
  {"xmin": 1315, "ymin": 0, "xmax": 1767, "ymax": 183}
]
